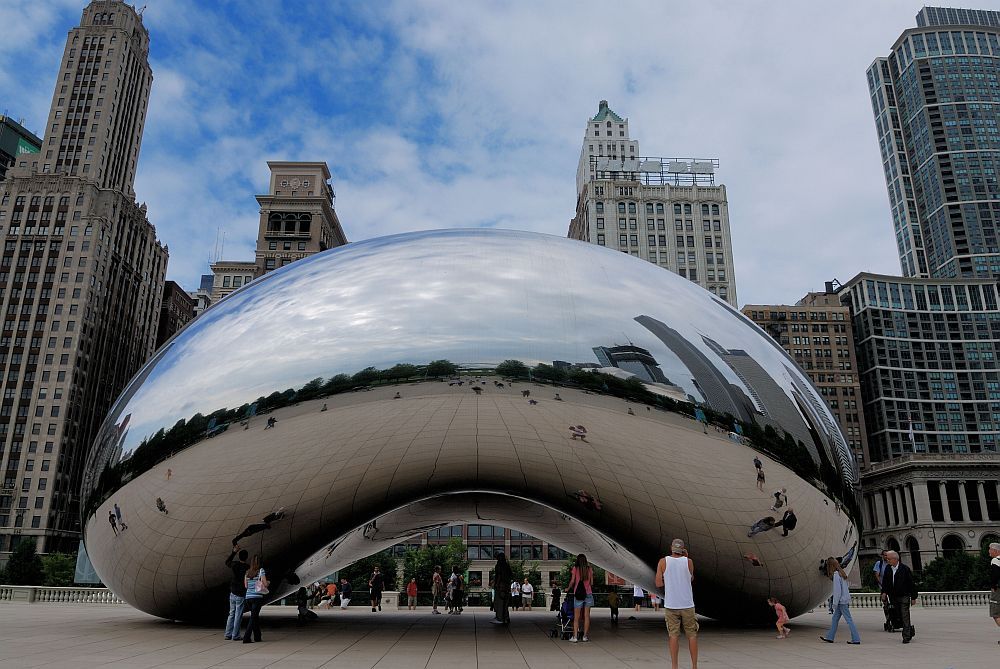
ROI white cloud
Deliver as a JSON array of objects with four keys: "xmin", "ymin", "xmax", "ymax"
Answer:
[{"xmin": 4, "ymin": 0, "xmax": 926, "ymax": 306}]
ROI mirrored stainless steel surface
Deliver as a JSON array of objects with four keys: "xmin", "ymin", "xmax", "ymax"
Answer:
[{"xmin": 82, "ymin": 229, "xmax": 859, "ymax": 623}]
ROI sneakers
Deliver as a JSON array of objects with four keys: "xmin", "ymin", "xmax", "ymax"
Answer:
[
  {"xmin": 224, "ymin": 636, "xmax": 232, "ymax": 641},
  {"xmin": 581, "ymin": 636, "xmax": 590, "ymax": 642},
  {"xmin": 819, "ymin": 636, "xmax": 833, "ymax": 643},
  {"xmin": 569, "ymin": 636, "xmax": 578, "ymax": 643}
]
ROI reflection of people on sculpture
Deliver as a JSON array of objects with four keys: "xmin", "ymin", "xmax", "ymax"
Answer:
[
  {"xmin": 472, "ymin": 386, "xmax": 483, "ymax": 395},
  {"xmin": 756, "ymin": 468, "xmax": 765, "ymax": 491},
  {"xmin": 743, "ymin": 552, "xmax": 764, "ymax": 567},
  {"xmin": 521, "ymin": 389, "xmax": 530, "ymax": 398},
  {"xmin": 232, "ymin": 507, "xmax": 287, "ymax": 546},
  {"xmin": 627, "ymin": 407, "xmax": 635, "ymax": 415},
  {"xmin": 554, "ymin": 393, "xmax": 563, "ymax": 401},
  {"xmin": 264, "ymin": 416, "xmax": 277, "ymax": 429},
  {"xmin": 775, "ymin": 508, "xmax": 797, "ymax": 536},
  {"xmin": 109, "ymin": 511, "xmax": 119, "ymax": 536},
  {"xmin": 393, "ymin": 392, "xmax": 401, "ymax": 399},
  {"xmin": 321, "ymin": 403, "xmax": 328, "ymax": 412},
  {"xmin": 570, "ymin": 489, "xmax": 602, "ymax": 511},
  {"xmin": 568, "ymin": 425, "xmax": 588, "ymax": 442},
  {"xmin": 747, "ymin": 516, "xmax": 776, "ymax": 537},
  {"xmin": 156, "ymin": 497, "xmax": 168, "ymax": 514},
  {"xmin": 769, "ymin": 487, "xmax": 787, "ymax": 512},
  {"xmin": 528, "ymin": 399, "xmax": 538, "ymax": 405}
]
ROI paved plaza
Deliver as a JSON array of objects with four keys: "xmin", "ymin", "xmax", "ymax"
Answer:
[{"xmin": 0, "ymin": 604, "xmax": 995, "ymax": 668}]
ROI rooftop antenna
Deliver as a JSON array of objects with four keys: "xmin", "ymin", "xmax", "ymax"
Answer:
[{"xmin": 138, "ymin": 5, "xmax": 147, "ymax": 17}]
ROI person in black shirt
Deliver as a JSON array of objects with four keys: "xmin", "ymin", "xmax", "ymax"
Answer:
[
  {"xmin": 339, "ymin": 577, "xmax": 352, "ymax": 609},
  {"xmin": 369, "ymin": 566, "xmax": 384, "ymax": 612},
  {"xmin": 224, "ymin": 546, "xmax": 249, "ymax": 640},
  {"xmin": 776, "ymin": 508, "xmax": 797, "ymax": 537},
  {"xmin": 988, "ymin": 541, "xmax": 1000, "ymax": 642},
  {"xmin": 490, "ymin": 553, "xmax": 513, "ymax": 625},
  {"xmin": 880, "ymin": 550, "xmax": 918, "ymax": 643}
]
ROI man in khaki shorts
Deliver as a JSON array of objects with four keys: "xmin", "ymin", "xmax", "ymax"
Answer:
[{"xmin": 656, "ymin": 539, "xmax": 698, "ymax": 669}]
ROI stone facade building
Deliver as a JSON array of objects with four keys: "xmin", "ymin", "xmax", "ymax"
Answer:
[
  {"xmin": 209, "ymin": 161, "xmax": 347, "ymax": 304},
  {"xmin": 0, "ymin": 0, "xmax": 167, "ymax": 555},
  {"xmin": 567, "ymin": 101, "xmax": 738, "ymax": 305}
]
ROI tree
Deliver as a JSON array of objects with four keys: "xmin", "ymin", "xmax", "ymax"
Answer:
[
  {"xmin": 495, "ymin": 359, "xmax": 528, "ymax": 379},
  {"xmin": 351, "ymin": 367, "xmax": 381, "ymax": 385},
  {"xmin": 297, "ymin": 377, "xmax": 325, "ymax": 401},
  {"xmin": 385, "ymin": 363, "xmax": 418, "ymax": 381},
  {"xmin": 322, "ymin": 374, "xmax": 353, "ymax": 395},
  {"xmin": 531, "ymin": 363, "xmax": 566, "ymax": 383},
  {"xmin": 509, "ymin": 559, "xmax": 542, "ymax": 589},
  {"xmin": 426, "ymin": 359, "xmax": 457, "ymax": 377},
  {"xmin": 5, "ymin": 539, "xmax": 43, "ymax": 585},
  {"xmin": 41, "ymin": 552, "xmax": 76, "ymax": 586},
  {"xmin": 402, "ymin": 538, "xmax": 469, "ymax": 589},
  {"xmin": 917, "ymin": 548, "xmax": 990, "ymax": 591},
  {"xmin": 338, "ymin": 550, "xmax": 399, "ymax": 593},
  {"xmin": 557, "ymin": 555, "xmax": 607, "ymax": 592}
]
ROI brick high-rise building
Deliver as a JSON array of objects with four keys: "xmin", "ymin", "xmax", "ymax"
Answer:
[
  {"xmin": 0, "ymin": 0, "xmax": 167, "ymax": 555},
  {"xmin": 155, "ymin": 281, "xmax": 194, "ymax": 349},
  {"xmin": 743, "ymin": 287, "xmax": 870, "ymax": 470},
  {"xmin": 567, "ymin": 101, "xmax": 738, "ymax": 305}
]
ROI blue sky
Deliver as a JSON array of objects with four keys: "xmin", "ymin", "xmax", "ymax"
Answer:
[{"xmin": 2, "ymin": 0, "xmax": 926, "ymax": 305}]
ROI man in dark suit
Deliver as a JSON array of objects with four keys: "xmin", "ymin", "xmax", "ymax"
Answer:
[{"xmin": 880, "ymin": 550, "xmax": 918, "ymax": 643}]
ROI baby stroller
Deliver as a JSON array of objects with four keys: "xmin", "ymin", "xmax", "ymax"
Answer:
[{"xmin": 550, "ymin": 599, "xmax": 575, "ymax": 640}]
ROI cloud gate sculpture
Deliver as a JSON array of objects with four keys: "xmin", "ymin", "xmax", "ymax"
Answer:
[{"xmin": 82, "ymin": 229, "xmax": 859, "ymax": 623}]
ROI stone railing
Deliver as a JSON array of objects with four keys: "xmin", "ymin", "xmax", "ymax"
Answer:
[
  {"xmin": 0, "ymin": 585, "xmax": 125, "ymax": 604},
  {"xmin": 851, "ymin": 590, "xmax": 991, "ymax": 608}
]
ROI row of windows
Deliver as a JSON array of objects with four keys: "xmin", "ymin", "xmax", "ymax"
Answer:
[{"xmin": 595, "ymin": 202, "xmax": 722, "ymax": 216}]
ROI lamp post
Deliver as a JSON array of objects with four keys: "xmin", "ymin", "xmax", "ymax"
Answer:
[{"xmin": 928, "ymin": 527, "xmax": 940, "ymax": 560}]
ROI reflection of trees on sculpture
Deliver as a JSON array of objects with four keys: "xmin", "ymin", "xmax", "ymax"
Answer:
[{"xmin": 84, "ymin": 355, "xmax": 859, "ymax": 524}]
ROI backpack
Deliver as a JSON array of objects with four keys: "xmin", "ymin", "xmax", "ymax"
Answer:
[{"xmin": 574, "ymin": 567, "xmax": 587, "ymax": 601}]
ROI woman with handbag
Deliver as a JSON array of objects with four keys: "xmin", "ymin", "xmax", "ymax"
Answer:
[
  {"xmin": 566, "ymin": 553, "xmax": 594, "ymax": 642},
  {"xmin": 242, "ymin": 554, "xmax": 268, "ymax": 643}
]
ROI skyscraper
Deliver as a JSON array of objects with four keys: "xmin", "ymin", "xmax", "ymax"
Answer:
[
  {"xmin": 867, "ymin": 7, "xmax": 1000, "ymax": 279},
  {"xmin": 0, "ymin": 0, "xmax": 167, "ymax": 555},
  {"xmin": 567, "ymin": 101, "xmax": 739, "ymax": 305},
  {"xmin": 0, "ymin": 116, "xmax": 42, "ymax": 183}
]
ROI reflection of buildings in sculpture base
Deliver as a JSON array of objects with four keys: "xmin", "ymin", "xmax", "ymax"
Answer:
[
  {"xmin": 392, "ymin": 525, "xmax": 570, "ymax": 593},
  {"xmin": 567, "ymin": 100, "xmax": 739, "ymax": 305},
  {"xmin": 209, "ymin": 161, "xmax": 349, "ymax": 304},
  {"xmin": 859, "ymin": 453, "xmax": 1000, "ymax": 571}
]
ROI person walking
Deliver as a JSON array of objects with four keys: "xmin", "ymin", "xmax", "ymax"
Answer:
[
  {"xmin": 223, "ymin": 545, "xmax": 249, "ymax": 640},
  {"xmin": 339, "ymin": 577, "xmax": 352, "ymax": 609},
  {"xmin": 650, "ymin": 592, "xmax": 661, "ymax": 612},
  {"xmin": 566, "ymin": 553, "xmax": 594, "ymax": 643},
  {"xmin": 872, "ymin": 549, "xmax": 893, "ymax": 630},
  {"xmin": 406, "ymin": 578, "xmax": 418, "ymax": 610},
  {"xmin": 432, "ymin": 565, "xmax": 444, "ymax": 614},
  {"xmin": 242, "ymin": 554, "xmax": 268, "ymax": 644},
  {"xmin": 656, "ymin": 539, "xmax": 699, "ymax": 669},
  {"xmin": 633, "ymin": 584, "xmax": 644, "ymax": 611},
  {"xmin": 820, "ymin": 557, "xmax": 860, "ymax": 644},
  {"xmin": 753, "ymin": 456, "xmax": 762, "ymax": 473},
  {"xmin": 777, "ymin": 508, "xmax": 797, "ymax": 537},
  {"xmin": 490, "ymin": 552, "xmax": 513, "ymax": 624},
  {"xmin": 550, "ymin": 582, "xmax": 561, "ymax": 612},
  {"xmin": 768, "ymin": 597, "xmax": 790, "ymax": 639},
  {"xmin": 880, "ymin": 550, "xmax": 918, "ymax": 643},
  {"xmin": 323, "ymin": 580, "xmax": 338, "ymax": 608},
  {"xmin": 108, "ymin": 510, "xmax": 119, "ymax": 536},
  {"xmin": 455, "ymin": 570, "xmax": 465, "ymax": 613},
  {"xmin": 989, "ymin": 542, "xmax": 1000, "ymax": 643},
  {"xmin": 521, "ymin": 578, "xmax": 534, "ymax": 611},
  {"xmin": 756, "ymin": 468, "xmax": 765, "ymax": 492},
  {"xmin": 113, "ymin": 503, "xmax": 127, "ymax": 531},
  {"xmin": 369, "ymin": 566, "xmax": 384, "ymax": 612},
  {"xmin": 608, "ymin": 587, "xmax": 620, "ymax": 623}
]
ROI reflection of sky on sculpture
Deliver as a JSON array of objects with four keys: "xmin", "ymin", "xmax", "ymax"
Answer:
[{"xmin": 102, "ymin": 229, "xmax": 846, "ymax": 473}]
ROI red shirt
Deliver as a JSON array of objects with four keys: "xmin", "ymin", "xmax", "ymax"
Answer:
[{"xmin": 407, "ymin": 582, "xmax": 418, "ymax": 596}]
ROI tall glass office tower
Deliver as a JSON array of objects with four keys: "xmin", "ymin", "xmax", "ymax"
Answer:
[{"xmin": 867, "ymin": 7, "xmax": 1000, "ymax": 279}]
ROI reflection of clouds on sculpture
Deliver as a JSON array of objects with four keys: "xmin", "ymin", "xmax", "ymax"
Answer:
[
  {"xmin": 97, "ymin": 230, "xmax": 854, "ymax": 491},
  {"xmin": 81, "ymin": 229, "xmax": 861, "ymax": 623}
]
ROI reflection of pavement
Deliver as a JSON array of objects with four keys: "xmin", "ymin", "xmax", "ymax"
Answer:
[
  {"xmin": 0, "ymin": 605, "xmax": 993, "ymax": 668},
  {"xmin": 85, "ymin": 379, "xmax": 853, "ymax": 622}
]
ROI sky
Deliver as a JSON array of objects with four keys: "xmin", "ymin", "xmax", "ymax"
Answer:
[{"xmin": 0, "ymin": 0, "xmax": 928, "ymax": 306}]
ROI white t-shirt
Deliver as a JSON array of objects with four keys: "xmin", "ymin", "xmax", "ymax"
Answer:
[
  {"xmin": 511, "ymin": 582, "xmax": 520, "ymax": 597},
  {"xmin": 521, "ymin": 583, "xmax": 533, "ymax": 596},
  {"xmin": 633, "ymin": 584, "xmax": 644, "ymax": 598}
]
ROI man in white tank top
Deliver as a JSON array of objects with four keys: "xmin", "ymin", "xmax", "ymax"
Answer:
[{"xmin": 655, "ymin": 538, "xmax": 698, "ymax": 669}]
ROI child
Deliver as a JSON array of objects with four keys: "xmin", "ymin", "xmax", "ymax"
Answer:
[{"xmin": 768, "ymin": 597, "xmax": 790, "ymax": 638}]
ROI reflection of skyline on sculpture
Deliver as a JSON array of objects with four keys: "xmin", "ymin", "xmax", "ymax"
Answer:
[
  {"xmin": 95, "ymin": 230, "xmax": 855, "ymax": 488},
  {"xmin": 82, "ymin": 229, "xmax": 859, "ymax": 624}
]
